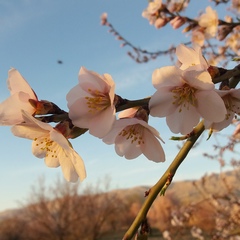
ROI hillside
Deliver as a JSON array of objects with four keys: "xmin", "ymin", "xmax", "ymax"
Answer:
[{"xmin": 0, "ymin": 169, "xmax": 240, "ymax": 239}]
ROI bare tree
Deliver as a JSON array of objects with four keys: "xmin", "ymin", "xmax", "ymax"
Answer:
[{"xmin": 16, "ymin": 176, "xmax": 129, "ymax": 240}]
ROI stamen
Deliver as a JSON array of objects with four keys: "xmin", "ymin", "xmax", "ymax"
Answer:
[
  {"xmin": 119, "ymin": 124, "xmax": 144, "ymax": 144},
  {"xmin": 35, "ymin": 137, "xmax": 57, "ymax": 158},
  {"xmin": 85, "ymin": 89, "xmax": 110, "ymax": 113},
  {"xmin": 171, "ymin": 83, "xmax": 197, "ymax": 112}
]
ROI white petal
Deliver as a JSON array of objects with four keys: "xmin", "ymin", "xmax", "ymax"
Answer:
[
  {"xmin": 50, "ymin": 129, "xmax": 71, "ymax": 150},
  {"xmin": 68, "ymin": 98, "xmax": 92, "ymax": 128},
  {"xmin": 66, "ymin": 84, "xmax": 87, "ymax": 107},
  {"xmin": 0, "ymin": 93, "xmax": 35, "ymax": 125},
  {"xmin": 166, "ymin": 105, "xmax": 200, "ymax": 134},
  {"xmin": 21, "ymin": 110, "xmax": 53, "ymax": 131},
  {"xmin": 59, "ymin": 153, "xmax": 79, "ymax": 182},
  {"xmin": 115, "ymin": 134, "xmax": 142, "ymax": 159},
  {"xmin": 152, "ymin": 66, "xmax": 183, "ymax": 88},
  {"xmin": 70, "ymin": 150, "xmax": 87, "ymax": 182},
  {"xmin": 88, "ymin": 107, "xmax": 116, "ymax": 138},
  {"xmin": 150, "ymin": 88, "xmax": 177, "ymax": 117},
  {"xmin": 196, "ymin": 91, "xmax": 227, "ymax": 122},
  {"xmin": 102, "ymin": 120, "xmax": 129, "ymax": 144},
  {"xmin": 44, "ymin": 143, "xmax": 61, "ymax": 167},
  {"xmin": 183, "ymin": 69, "xmax": 214, "ymax": 90},
  {"xmin": 12, "ymin": 124, "xmax": 48, "ymax": 140},
  {"xmin": 31, "ymin": 136, "xmax": 48, "ymax": 158},
  {"xmin": 141, "ymin": 129, "xmax": 165, "ymax": 162},
  {"xmin": 79, "ymin": 67, "xmax": 110, "ymax": 93},
  {"xmin": 176, "ymin": 44, "xmax": 199, "ymax": 70},
  {"xmin": 7, "ymin": 68, "xmax": 36, "ymax": 99}
]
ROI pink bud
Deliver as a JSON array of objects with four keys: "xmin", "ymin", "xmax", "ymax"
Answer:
[
  {"xmin": 170, "ymin": 16, "xmax": 186, "ymax": 29},
  {"xmin": 154, "ymin": 17, "xmax": 168, "ymax": 29}
]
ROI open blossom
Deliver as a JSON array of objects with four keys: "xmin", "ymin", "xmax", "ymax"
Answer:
[
  {"xmin": 149, "ymin": 66, "xmax": 227, "ymax": 134},
  {"xmin": 204, "ymin": 88, "xmax": 240, "ymax": 132},
  {"xmin": 176, "ymin": 44, "xmax": 209, "ymax": 71},
  {"xmin": 198, "ymin": 6, "xmax": 218, "ymax": 39},
  {"xmin": 11, "ymin": 111, "xmax": 86, "ymax": 182},
  {"xmin": 0, "ymin": 68, "xmax": 37, "ymax": 125},
  {"xmin": 103, "ymin": 108, "xmax": 165, "ymax": 162},
  {"xmin": 142, "ymin": 0, "xmax": 162, "ymax": 26},
  {"xmin": 66, "ymin": 67, "xmax": 116, "ymax": 138}
]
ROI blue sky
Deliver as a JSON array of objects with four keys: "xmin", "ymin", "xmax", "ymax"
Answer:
[{"xmin": 0, "ymin": 0, "xmax": 236, "ymax": 211}]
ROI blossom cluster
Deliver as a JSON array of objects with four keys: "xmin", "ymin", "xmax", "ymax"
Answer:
[
  {"xmin": 142, "ymin": 0, "xmax": 219, "ymax": 45},
  {"xmin": 140, "ymin": 0, "xmax": 240, "ymax": 67},
  {"xmin": 0, "ymin": 44, "xmax": 239, "ymax": 182}
]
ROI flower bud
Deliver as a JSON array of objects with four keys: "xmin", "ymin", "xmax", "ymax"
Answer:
[
  {"xmin": 170, "ymin": 16, "xmax": 186, "ymax": 29},
  {"xmin": 154, "ymin": 17, "xmax": 168, "ymax": 29}
]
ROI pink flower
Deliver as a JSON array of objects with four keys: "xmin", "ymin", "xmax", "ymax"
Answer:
[
  {"xmin": 103, "ymin": 109, "xmax": 165, "ymax": 162},
  {"xmin": 66, "ymin": 67, "xmax": 116, "ymax": 138},
  {"xmin": 12, "ymin": 111, "xmax": 86, "ymax": 182},
  {"xmin": 205, "ymin": 88, "xmax": 240, "ymax": 131},
  {"xmin": 142, "ymin": 0, "xmax": 162, "ymax": 26},
  {"xmin": 149, "ymin": 66, "xmax": 227, "ymax": 134},
  {"xmin": 176, "ymin": 44, "xmax": 209, "ymax": 71},
  {"xmin": 0, "ymin": 68, "xmax": 37, "ymax": 125},
  {"xmin": 198, "ymin": 6, "xmax": 218, "ymax": 39}
]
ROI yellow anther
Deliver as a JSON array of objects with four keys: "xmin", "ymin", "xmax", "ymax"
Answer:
[{"xmin": 171, "ymin": 83, "xmax": 197, "ymax": 112}]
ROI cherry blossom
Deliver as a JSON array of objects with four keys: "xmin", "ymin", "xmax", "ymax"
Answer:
[
  {"xmin": 198, "ymin": 6, "xmax": 218, "ymax": 39},
  {"xmin": 176, "ymin": 44, "xmax": 209, "ymax": 71},
  {"xmin": 0, "ymin": 68, "xmax": 37, "ymax": 125},
  {"xmin": 103, "ymin": 108, "xmax": 165, "ymax": 162},
  {"xmin": 66, "ymin": 67, "xmax": 116, "ymax": 138},
  {"xmin": 204, "ymin": 88, "xmax": 240, "ymax": 132},
  {"xmin": 11, "ymin": 111, "xmax": 86, "ymax": 182},
  {"xmin": 142, "ymin": 0, "xmax": 163, "ymax": 27},
  {"xmin": 149, "ymin": 66, "xmax": 227, "ymax": 134}
]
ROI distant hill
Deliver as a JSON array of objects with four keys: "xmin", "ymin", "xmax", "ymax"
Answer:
[{"xmin": 1, "ymin": 169, "xmax": 239, "ymax": 239}]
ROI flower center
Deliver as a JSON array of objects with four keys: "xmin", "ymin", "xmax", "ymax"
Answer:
[
  {"xmin": 34, "ymin": 137, "xmax": 57, "ymax": 158},
  {"xmin": 119, "ymin": 124, "xmax": 144, "ymax": 145},
  {"xmin": 171, "ymin": 83, "xmax": 197, "ymax": 112},
  {"xmin": 223, "ymin": 95, "xmax": 240, "ymax": 120},
  {"xmin": 85, "ymin": 89, "xmax": 110, "ymax": 113}
]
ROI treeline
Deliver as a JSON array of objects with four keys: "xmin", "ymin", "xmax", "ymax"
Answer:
[{"xmin": 1, "ymin": 171, "xmax": 240, "ymax": 240}]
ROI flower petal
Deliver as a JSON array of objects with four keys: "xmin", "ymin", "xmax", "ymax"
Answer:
[
  {"xmin": 7, "ymin": 68, "xmax": 36, "ymax": 99},
  {"xmin": 115, "ymin": 134, "xmax": 142, "ymax": 159},
  {"xmin": 66, "ymin": 84, "xmax": 87, "ymax": 107},
  {"xmin": 0, "ymin": 93, "xmax": 35, "ymax": 125},
  {"xmin": 88, "ymin": 107, "xmax": 116, "ymax": 138},
  {"xmin": 70, "ymin": 150, "xmax": 87, "ymax": 182},
  {"xmin": 150, "ymin": 88, "xmax": 177, "ymax": 117},
  {"xmin": 58, "ymin": 153, "xmax": 79, "ymax": 182},
  {"xmin": 11, "ymin": 124, "xmax": 48, "ymax": 140},
  {"xmin": 196, "ymin": 91, "xmax": 227, "ymax": 122},
  {"xmin": 183, "ymin": 69, "xmax": 214, "ymax": 90},
  {"xmin": 166, "ymin": 105, "xmax": 200, "ymax": 134},
  {"xmin": 141, "ymin": 129, "xmax": 165, "ymax": 162},
  {"xmin": 152, "ymin": 66, "xmax": 183, "ymax": 88},
  {"xmin": 79, "ymin": 67, "xmax": 113, "ymax": 93}
]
